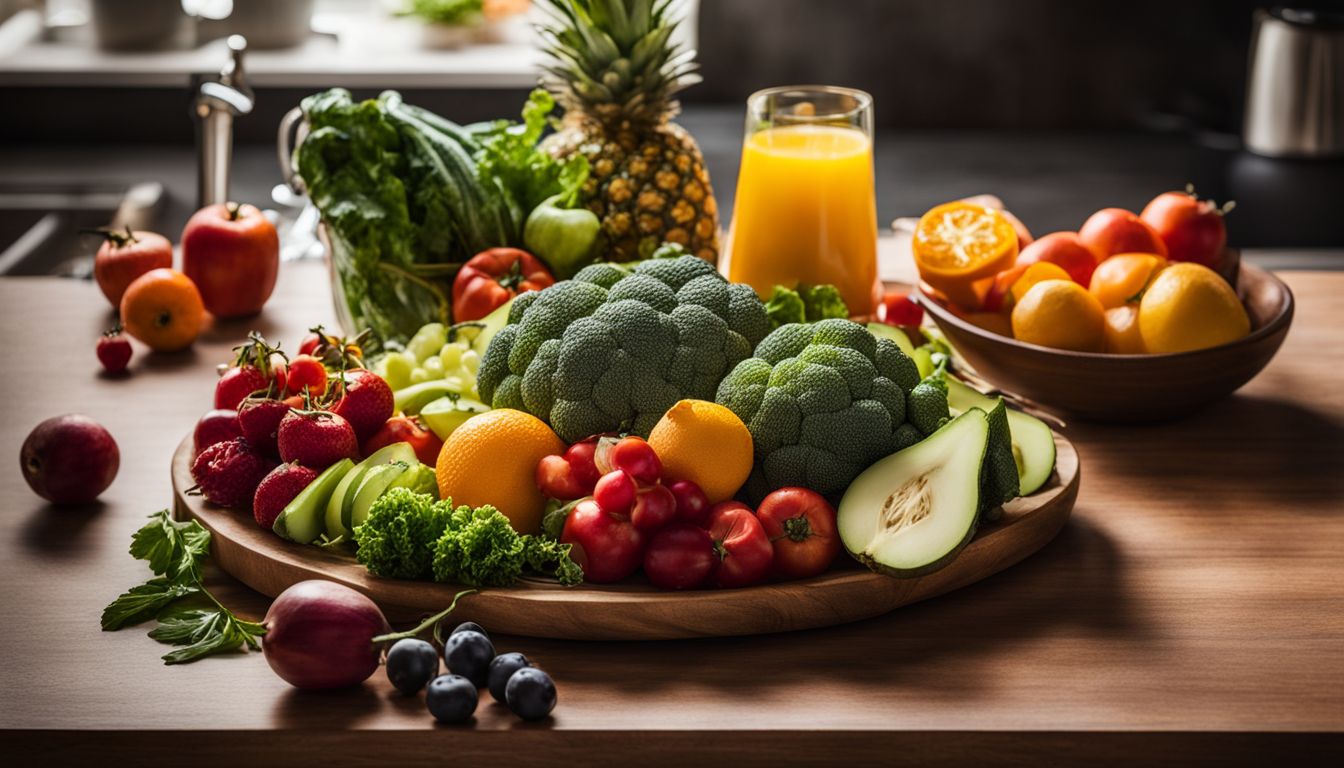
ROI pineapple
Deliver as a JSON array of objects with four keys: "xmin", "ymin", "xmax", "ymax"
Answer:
[{"xmin": 536, "ymin": 0, "xmax": 719, "ymax": 263}]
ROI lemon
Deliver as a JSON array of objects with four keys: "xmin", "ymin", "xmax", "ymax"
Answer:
[
  {"xmin": 1103, "ymin": 305, "xmax": 1146, "ymax": 354},
  {"xmin": 1138, "ymin": 263, "xmax": 1249, "ymax": 354},
  {"xmin": 435, "ymin": 409, "xmax": 565, "ymax": 535},
  {"xmin": 1010, "ymin": 279, "xmax": 1106, "ymax": 352},
  {"xmin": 647, "ymin": 400, "xmax": 753, "ymax": 503}
]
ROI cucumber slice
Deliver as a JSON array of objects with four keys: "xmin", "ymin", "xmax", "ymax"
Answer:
[
  {"xmin": 838, "ymin": 409, "xmax": 988, "ymax": 578},
  {"xmin": 347, "ymin": 461, "xmax": 411, "ymax": 533},
  {"xmin": 388, "ymin": 462, "xmax": 438, "ymax": 497},
  {"xmin": 274, "ymin": 458, "xmax": 355, "ymax": 544},
  {"xmin": 865, "ymin": 322, "xmax": 916, "ymax": 357},
  {"xmin": 945, "ymin": 377, "xmax": 1056, "ymax": 495},
  {"xmin": 324, "ymin": 442, "xmax": 418, "ymax": 537}
]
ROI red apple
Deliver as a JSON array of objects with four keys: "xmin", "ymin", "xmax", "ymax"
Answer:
[
  {"xmin": 1016, "ymin": 232, "xmax": 1101, "ymax": 286},
  {"xmin": 20, "ymin": 415, "xmax": 119, "ymax": 505},
  {"xmin": 92, "ymin": 228, "xmax": 172, "ymax": 308},
  {"xmin": 1078, "ymin": 208, "xmax": 1168, "ymax": 262},
  {"xmin": 181, "ymin": 202, "xmax": 279, "ymax": 319}
]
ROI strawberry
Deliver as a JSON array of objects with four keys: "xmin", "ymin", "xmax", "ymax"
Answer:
[
  {"xmin": 330, "ymin": 369, "xmax": 394, "ymax": 443},
  {"xmin": 237, "ymin": 397, "xmax": 291, "ymax": 460},
  {"xmin": 190, "ymin": 437, "xmax": 277, "ymax": 508},
  {"xmin": 97, "ymin": 326, "xmax": 132, "ymax": 374},
  {"xmin": 277, "ymin": 409, "xmax": 358, "ymax": 469},
  {"xmin": 194, "ymin": 409, "xmax": 242, "ymax": 455},
  {"xmin": 252, "ymin": 462, "xmax": 318, "ymax": 529},
  {"xmin": 214, "ymin": 332, "xmax": 287, "ymax": 410}
]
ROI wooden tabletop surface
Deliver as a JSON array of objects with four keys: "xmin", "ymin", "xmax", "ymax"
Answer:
[{"xmin": 1, "ymin": 255, "xmax": 1341, "ymax": 766}]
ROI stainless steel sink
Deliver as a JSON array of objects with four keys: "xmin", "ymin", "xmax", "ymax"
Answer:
[{"xmin": 0, "ymin": 180, "xmax": 164, "ymax": 276}]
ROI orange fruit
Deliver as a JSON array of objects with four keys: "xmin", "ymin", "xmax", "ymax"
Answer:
[
  {"xmin": 647, "ymin": 400, "xmax": 753, "ymax": 503},
  {"xmin": 1103, "ymin": 305, "xmax": 1146, "ymax": 354},
  {"xmin": 435, "ymin": 409, "xmax": 565, "ymax": 535},
  {"xmin": 1089, "ymin": 253, "xmax": 1168, "ymax": 309},
  {"xmin": 1010, "ymin": 262, "xmax": 1072, "ymax": 304},
  {"xmin": 119, "ymin": 268, "xmax": 205, "ymax": 352},
  {"xmin": 913, "ymin": 202, "xmax": 1019, "ymax": 309},
  {"xmin": 1138, "ymin": 263, "xmax": 1250, "ymax": 354},
  {"xmin": 1010, "ymin": 279, "xmax": 1106, "ymax": 352}
]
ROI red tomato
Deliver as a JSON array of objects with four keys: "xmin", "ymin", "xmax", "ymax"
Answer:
[
  {"xmin": 92, "ymin": 228, "xmax": 173, "ymax": 308},
  {"xmin": 1140, "ymin": 189, "xmax": 1229, "ymax": 268},
  {"xmin": 362, "ymin": 416, "xmax": 442, "ymax": 466},
  {"xmin": 535, "ymin": 454, "xmax": 588, "ymax": 500},
  {"xmin": 1078, "ymin": 208, "xmax": 1167, "ymax": 262},
  {"xmin": 181, "ymin": 202, "xmax": 280, "ymax": 318},
  {"xmin": 285, "ymin": 354, "xmax": 328, "ymax": 399},
  {"xmin": 631, "ymin": 484, "xmax": 677, "ymax": 532},
  {"xmin": 451, "ymin": 247, "xmax": 554, "ymax": 323},
  {"xmin": 668, "ymin": 479, "xmax": 711, "ymax": 527},
  {"xmin": 706, "ymin": 502, "xmax": 773, "ymax": 588},
  {"xmin": 878, "ymin": 291, "xmax": 924, "ymax": 327},
  {"xmin": 643, "ymin": 523, "xmax": 717, "ymax": 590},
  {"xmin": 607, "ymin": 436, "xmax": 662, "ymax": 485},
  {"xmin": 563, "ymin": 439, "xmax": 602, "ymax": 488},
  {"xmin": 754, "ymin": 488, "xmax": 840, "ymax": 580},
  {"xmin": 593, "ymin": 470, "xmax": 636, "ymax": 515},
  {"xmin": 561, "ymin": 499, "xmax": 645, "ymax": 583},
  {"xmin": 1015, "ymin": 232, "xmax": 1100, "ymax": 286}
]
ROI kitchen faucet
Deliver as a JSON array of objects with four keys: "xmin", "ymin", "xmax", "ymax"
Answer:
[{"xmin": 194, "ymin": 35, "xmax": 255, "ymax": 209}]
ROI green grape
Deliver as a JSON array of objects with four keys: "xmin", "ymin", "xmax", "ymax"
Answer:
[
  {"xmin": 422, "ymin": 355, "xmax": 444, "ymax": 378},
  {"xmin": 406, "ymin": 323, "xmax": 447, "ymax": 363},
  {"xmin": 382, "ymin": 352, "xmax": 417, "ymax": 391},
  {"xmin": 460, "ymin": 349, "xmax": 481, "ymax": 375},
  {"xmin": 438, "ymin": 342, "xmax": 467, "ymax": 373},
  {"xmin": 409, "ymin": 367, "xmax": 432, "ymax": 385},
  {"xmin": 442, "ymin": 375, "xmax": 470, "ymax": 394}
]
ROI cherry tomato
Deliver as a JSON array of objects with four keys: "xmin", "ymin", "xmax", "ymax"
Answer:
[
  {"xmin": 593, "ymin": 470, "xmax": 636, "ymax": 515},
  {"xmin": 878, "ymin": 291, "xmax": 924, "ymax": 327},
  {"xmin": 563, "ymin": 439, "xmax": 602, "ymax": 489},
  {"xmin": 754, "ymin": 488, "xmax": 840, "ymax": 580},
  {"xmin": 362, "ymin": 416, "xmax": 443, "ymax": 467},
  {"xmin": 608, "ymin": 436, "xmax": 661, "ymax": 484},
  {"xmin": 1140, "ymin": 188, "xmax": 1229, "ymax": 268},
  {"xmin": 668, "ymin": 479, "xmax": 711, "ymax": 527},
  {"xmin": 536, "ymin": 454, "xmax": 588, "ymax": 501},
  {"xmin": 706, "ymin": 502, "xmax": 772, "ymax": 589},
  {"xmin": 1078, "ymin": 208, "xmax": 1167, "ymax": 262},
  {"xmin": 560, "ymin": 499, "xmax": 645, "ymax": 583},
  {"xmin": 643, "ymin": 523, "xmax": 717, "ymax": 590},
  {"xmin": 451, "ymin": 247, "xmax": 555, "ymax": 323},
  {"xmin": 285, "ymin": 354, "xmax": 328, "ymax": 399},
  {"xmin": 631, "ymin": 484, "xmax": 677, "ymax": 532}
]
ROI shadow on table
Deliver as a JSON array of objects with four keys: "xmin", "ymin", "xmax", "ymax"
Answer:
[
  {"xmin": 202, "ymin": 313, "xmax": 289, "ymax": 348},
  {"xmin": 20, "ymin": 500, "xmax": 106, "ymax": 558},
  {"xmin": 272, "ymin": 685, "xmax": 383, "ymax": 729},
  {"xmin": 514, "ymin": 514, "xmax": 1134, "ymax": 703},
  {"xmin": 1074, "ymin": 393, "xmax": 1344, "ymax": 513}
]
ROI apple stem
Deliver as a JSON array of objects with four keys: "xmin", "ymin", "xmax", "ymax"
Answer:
[{"xmin": 226, "ymin": 201, "xmax": 242, "ymax": 221}]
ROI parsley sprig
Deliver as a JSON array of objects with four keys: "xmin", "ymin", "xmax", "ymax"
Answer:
[{"xmin": 102, "ymin": 510, "xmax": 266, "ymax": 665}]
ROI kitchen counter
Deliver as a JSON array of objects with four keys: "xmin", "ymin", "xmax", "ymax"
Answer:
[{"xmin": 0, "ymin": 250, "xmax": 1341, "ymax": 765}]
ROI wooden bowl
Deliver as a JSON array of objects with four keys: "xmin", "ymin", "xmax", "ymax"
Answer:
[{"xmin": 919, "ymin": 262, "xmax": 1294, "ymax": 422}]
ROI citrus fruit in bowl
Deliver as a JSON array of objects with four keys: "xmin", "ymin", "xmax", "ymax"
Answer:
[
  {"xmin": 1138, "ymin": 263, "xmax": 1251, "ymax": 354},
  {"xmin": 435, "ymin": 409, "xmax": 566, "ymax": 535}
]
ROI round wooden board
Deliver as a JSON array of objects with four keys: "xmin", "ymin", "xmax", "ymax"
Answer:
[{"xmin": 172, "ymin": 432, "xmax": 1078, "ymax": 640}]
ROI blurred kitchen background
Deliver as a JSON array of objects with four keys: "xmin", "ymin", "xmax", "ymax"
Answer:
[{"xmin": 1, "ymin": 0, "xmax": 1341, "ymax": 278}]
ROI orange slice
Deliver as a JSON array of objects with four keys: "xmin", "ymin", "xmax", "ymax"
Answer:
[{"xmin": 913, "ymin": 202, "xmax": 1019, "ymax": 309}]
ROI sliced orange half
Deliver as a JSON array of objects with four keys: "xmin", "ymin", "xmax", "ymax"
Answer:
[{"xmin": 913, "ymin": 202, "xmax": 1020, "ymax": 309}]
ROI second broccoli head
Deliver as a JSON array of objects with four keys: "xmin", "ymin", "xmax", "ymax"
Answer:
[
  {"xmin": 476, "ymin": 255, "xmax": 771, "ymax": 442},
  {"xmin": 715, "ymin": 318, "xmax": 950, "ymax": 502}
]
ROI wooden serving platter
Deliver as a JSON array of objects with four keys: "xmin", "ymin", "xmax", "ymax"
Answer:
[{"xmin": 171, "ymin": 432, "xmax": 1078, "ymax": 640}]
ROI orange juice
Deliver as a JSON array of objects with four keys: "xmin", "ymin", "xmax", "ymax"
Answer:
[{"xmin": 727, "ymin": 124, "xmax": 879, "ymax": 316}]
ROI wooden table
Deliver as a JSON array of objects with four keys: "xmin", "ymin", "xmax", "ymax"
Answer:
[{"xmin": 1, "ymin": 256, "xmax": 1341, "ymax": 766}]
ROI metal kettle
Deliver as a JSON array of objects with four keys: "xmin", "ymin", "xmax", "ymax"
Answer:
[{"xmin": 1243, "ymin": 7, "xmax": 1344, "ymax": 157}]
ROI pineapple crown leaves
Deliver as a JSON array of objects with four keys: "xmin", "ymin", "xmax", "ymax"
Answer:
[{"xmin": 535, "ymin": 0, "xmax": 702, "ymax": 125}]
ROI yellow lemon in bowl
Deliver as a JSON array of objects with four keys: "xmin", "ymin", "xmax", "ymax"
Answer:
[
  {"xmin": 1010, "ymin": 279, "xmax": 1106, "ymax": 352},
  {"xmin": 1138, "ymin": 263, "xmax": 1250, "ymax": 354},
  {"xmin": 648, "ymin": 400, "xmax": 753, "ymax": 503}
]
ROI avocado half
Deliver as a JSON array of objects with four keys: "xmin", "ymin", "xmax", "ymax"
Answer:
[
  {"xmin": 945, "ymin": 377, "xmax": 1056, "ymax": 495},
  {"xmin": 838, "ymin": 409, "xmax": 989, "ymax": 578}
]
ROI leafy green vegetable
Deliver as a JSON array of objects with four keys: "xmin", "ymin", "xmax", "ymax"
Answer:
[
  {"xmin": 407, "ymin": 0, "xmax": 482, "ymax": 25},
  {"xmin": 475, "ymin": 90, "xmax": 589, "ymax": 234},
  {"xmin": 715, "ymin": 318, "xmax": 934, "ymax": 502},
  {"xmin": 355, "ymin": 488, "xmax": 582, "ymax": 586},
  {"xmin": 764, "ymin": 284, "xmax": 850, "ymax": 329},
  {"xmin": 102, "ymin": 511, "xmax": 266, "ymax": 665},
  {"xmin": 477, "ymin": 254, "xmax": 771, "ymax": 441}
]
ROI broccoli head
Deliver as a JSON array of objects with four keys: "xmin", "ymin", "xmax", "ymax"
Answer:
[
  {"xmin": 477, "ymin": 255, "xmax": 771, "ymax": 442},
  {"xmin": 715, "ymin": 318, "xmax": 937, "ymax": 502}
]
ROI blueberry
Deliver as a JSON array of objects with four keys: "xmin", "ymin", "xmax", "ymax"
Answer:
[
  {"xmin": 505, "ymin": 667, "xmax": 557, "ymax": 721},
  {"xmin": 385, "ymin": 638, "xmax": 439, "ymax": 695},
  {"xmin": 426, "ymin": 674, "xmax": 478, "ymax": 724},
  {"xmin": 443, "ymin": 630, "xmax": 495, "ymax": 687},
  {"xmin": 488, "ymin": 652, "xmax": 531, "ymax": 704},
  {"xmin": 450, "ymin": 621, "xmax": 489, "ymax": 640}
]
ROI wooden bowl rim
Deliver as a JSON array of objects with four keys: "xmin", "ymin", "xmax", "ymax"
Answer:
[{"xmin": 917, "ymin": 262, "xmax": 1295, "ymax": 361}]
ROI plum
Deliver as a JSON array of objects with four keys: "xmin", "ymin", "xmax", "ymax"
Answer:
[
  {"xmin": 20, "ymin": 414, "xmax": 119, "ymax": 504},
  {"xmin": 262, "ymin": 580, "xmax": 390, "ymax": 690}
]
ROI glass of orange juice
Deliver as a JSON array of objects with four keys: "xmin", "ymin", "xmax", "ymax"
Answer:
[{"xmin": 726, "ymin": 86, "xmax": 879, "ymax": 317}]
